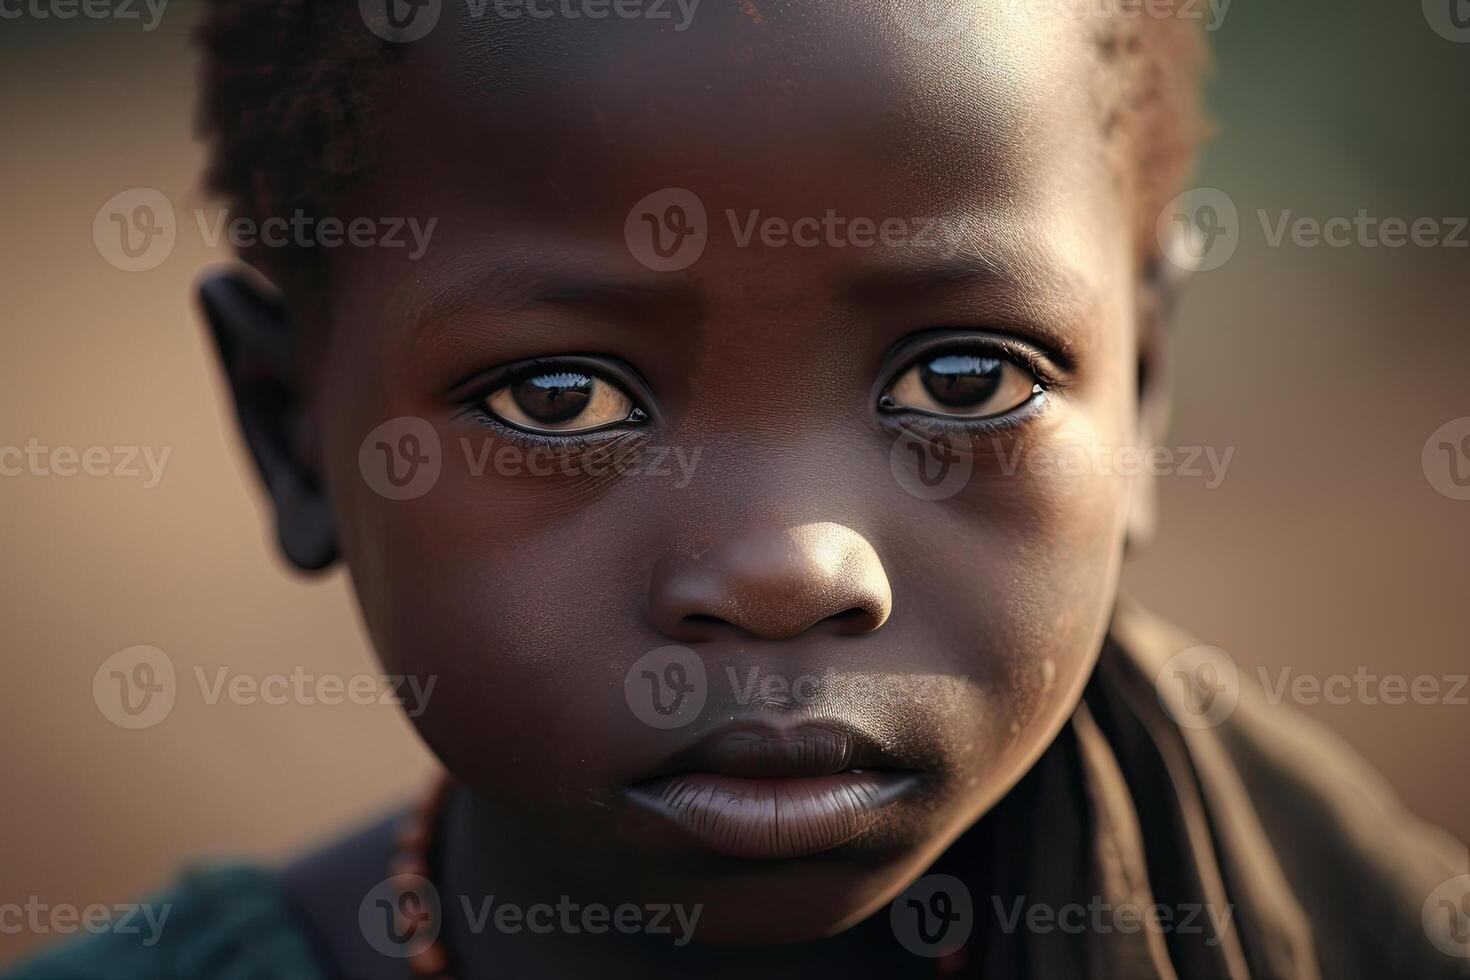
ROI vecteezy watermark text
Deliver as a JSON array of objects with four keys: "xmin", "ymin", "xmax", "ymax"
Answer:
[
  {"xmin": 0, "ymin": 0, "xmax": 167, "ymax": 30},
  {"xmin": 1258, "ymin": 666, "xmax": 1468, "ymax": 707},
  {"xmin": 459, "ymin": 438, "xmax": 701, "ymax": 486},
  {"xmin": 1259, "ymin": 210, "xmax": 1469, "ymax": 250},
  {"xmin": 358, "ymin": 417, "xmax": 705, "ymax": 501},
  {"xmin": 0, "ymin": 440, "xmax": 171, "ymax": 488},
  {"xmin": 991, "ymin": 896, "xmax": 1234, "ymax": 946},
  {"xmin": 0, "ymin": 899, "xmax": 171, "ymax": 946},
  {"xmin": 360, "ymin": 0, "xmax": 700, "ymax": 43},
  {"xmin": 1159, "ymin": 188, "xmax": 1469, "ymax": 272},
  {"xmin": 459, "ymin": 895, "xmax": 701, "ymax": 944},
  {"xmin": 891, "ymin": 431, "xmax": 1236, "ymax": 502},
  {"xmin": 1156, "ymin": 644, "xmax": 1470, "ymax": 730},
  {"xmin": 993, "ymin": 439, "xmax": 1234, "ymax": 487},
  {"xmin": 93, "ymin": 188, "xmax": 438, "ymax": 272},
  {"xmin": 193, "ymin": 209, "xmax": 437, "ymax": 259},
  {"xmin": 624, "ymin": 188, "xmax": 972, "ymax": 272},
  {"xmin": 357, "ymin": 874, "xmax": 702, "ymax": 958},
  {"xmin": 624, "ymin": 646, "xmax": 969, "ymax": 729},
  {"xmin": 464, "ymin": 0, "xmax": 700, "ymax": 29},
  {"xmin": 194, "ymin": 666, "xmax": 437, "ymax": 718},
  {"xmin": 93, "ymin": 646, "xmax": 439, "ymax": 729},
  {"xmin": 894, "ymin": 0, "xmax": 1231, "ymax": 46}
]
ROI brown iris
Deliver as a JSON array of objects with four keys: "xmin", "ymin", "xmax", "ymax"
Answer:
[
  {"xmin": 483, "ymin": 367, "xmax": 639, "ymax": 435},
  {"xmin": 511, "ymin": 372, "xmax": 594, "ymax": 425}
]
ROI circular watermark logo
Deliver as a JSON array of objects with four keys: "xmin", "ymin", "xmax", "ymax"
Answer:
[
  {"xmin": 1423, "ymin": 417, "xmax": 1470, "ymax": 501},
  {"xmin": 359, "ymin": 873, "xmax": 442, "ymax": 958},
  {"xmin": 93, "ymin": 645, "xmax": 176, "ymax": 729},
  {"xmin": 624, "ymin": 645, "xmax": 708, "ymax": 729},
  {"xmin": 1423, "ymin": 874, "xmax": 1470, "ymax": 959},
  {"xmin": 359, "ymin": 417, "xmax": 443, "ymax": 501},
  {"xmin": 890, "ymin": 874, "xmax": 973, "ymax": 958},
  {"xmin": 890, "ymin": 428, "xmax": 974, "ymax": 501},
  {"xmin": 624, "ymin": 188, "xmax": 708, "ymax": 272},
  {"xmin": 1157, "ymin": 187, "xmax": 1239, "ymax": 273},
  {"xmin": 93, "ymin": 188, "xmax": 176, "ymax": 272},
  {"xmin": 893, "ymin": 0, "xmax": 977, "ymax": 43},
  {"xmin": 1156, "ymin": 644, "xmax": 1239, "ymax": 729},
  {"xmin": 359, "ymin": 0, "xmax": 442, "ymax": 42},
  {"xmin": 1424, "ymin": 0, "xmax": 1470, "ymax": 42}
]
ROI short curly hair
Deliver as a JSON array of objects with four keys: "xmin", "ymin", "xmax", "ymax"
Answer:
[
  {"xmin": 195, "ymin": 0, "xmax": 400, "ymax": 300},
  {"xmin": 195, "ymin": 1, "xmax": 1208, "ymax": 295}
]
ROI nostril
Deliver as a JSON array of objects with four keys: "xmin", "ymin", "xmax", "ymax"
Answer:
[
  {"xmin": 667, "ymin": 605, "xmax": 882, "ymax": 643},
  {"xmin": 824, "ymin": 606, "xmax": 882, "ymax": 635},
  {"xmin": 674, "ymin": 613, "xmax": 739, "ymax": 640}
]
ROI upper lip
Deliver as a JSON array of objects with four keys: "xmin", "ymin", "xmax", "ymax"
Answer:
[{"xmin": 636, "ymin": 718, "xmax": 918, "ymax": 782}]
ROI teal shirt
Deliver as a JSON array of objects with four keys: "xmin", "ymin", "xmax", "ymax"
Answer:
[{"xmin": 9, "ymin": 865, "xmax": 324, "ymax": 980}]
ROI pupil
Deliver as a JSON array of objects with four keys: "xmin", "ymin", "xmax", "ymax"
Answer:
[
  {"xmin": 512, "ymin": 372, "xmax": 594, "ymax": 424},
  {"xmin": 920, "ymin": 355, "xmax": 1002, "ymax": 407}
]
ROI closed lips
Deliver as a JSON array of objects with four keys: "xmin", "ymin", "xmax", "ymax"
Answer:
[
  {"xmin": 626, "ymin": 723, "xmax": 922, "ymax": 860},
  {"xmin": 631, "ymin": 771, "xmax": 918, "ymax": 860}
]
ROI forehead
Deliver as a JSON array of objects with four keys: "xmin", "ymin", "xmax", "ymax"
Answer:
[{"xmin": 342, "ymin": 2, "xmax": 1131, "ymax": 339}]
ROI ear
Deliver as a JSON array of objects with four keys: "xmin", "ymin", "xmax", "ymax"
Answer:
[
  {"xmin": 1126, "ymin": 257, "xmax": 1182, "ymax": 551},
  {"xmin": 197, "ymin": 268, "xmax": 339, "ymax": 572}
]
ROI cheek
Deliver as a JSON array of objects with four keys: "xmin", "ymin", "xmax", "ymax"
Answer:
[
  {"xmin": 331, "ymin": 448, "xmax": 669, "ymax": 797},
  {"xmin": 317, "ymin": 368, "xmax": 667, "ymax": 794},
  {"xmin": 901, "ymin": 405, "xmax": 1133, "ymax": 800}
]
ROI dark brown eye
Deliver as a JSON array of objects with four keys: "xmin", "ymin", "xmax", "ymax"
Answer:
[
  {"xmin": 883, "ymin": 352, "xmax": 1038, "ymax": 419},
  {"xmin": 484, "ymin": 370, "xmax": 638, "ymax": 434}
]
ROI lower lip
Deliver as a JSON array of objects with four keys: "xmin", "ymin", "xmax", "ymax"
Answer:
[{"xmin": 627, "ymin": 771, "xmax": 919, "ymax": 860}]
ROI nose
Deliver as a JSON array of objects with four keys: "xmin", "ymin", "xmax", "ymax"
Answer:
[{"xmin": 647, "ymin": 522, "xmax": 892, "ymax": 642}]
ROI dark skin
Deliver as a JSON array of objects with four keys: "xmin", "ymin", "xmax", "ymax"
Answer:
[{"xmin": 201, "ymin": 2, "xmax": 1174, "ymax": 975}]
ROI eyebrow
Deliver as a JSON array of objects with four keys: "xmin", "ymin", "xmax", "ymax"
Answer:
[
  {"xmin": 401, "ymin": 259, "xmax": 703, "ymax": 349},
  {"xmin": 402, "ymin": 246, "xmax": 1095, "ymax": 363},
  {"xmin": 842, "ymin": 257, "xmax": 1095, "ymax": 364},
  {"xmin": 533, "ymin": 278, "xmax": 704, "ymax": 322}
]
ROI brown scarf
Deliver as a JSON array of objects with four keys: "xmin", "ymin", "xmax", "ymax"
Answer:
[{"xmin": 956, "ymin": 598, "xmax": 1469, "ymax": 979}]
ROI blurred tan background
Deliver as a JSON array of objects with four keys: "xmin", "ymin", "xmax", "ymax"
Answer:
[{"xmin": 1, "ymin": 0, "xmax": 1467, "ymax": 965}]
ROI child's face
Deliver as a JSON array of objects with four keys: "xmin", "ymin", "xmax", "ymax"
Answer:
[{"xmin": 313, "ymin": 4, "xmax": 1149, "ymax": 943}]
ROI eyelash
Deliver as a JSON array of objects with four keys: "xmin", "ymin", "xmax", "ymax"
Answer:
[
  {"xmin": 918, "ymin": 336, "xmax": 1063, "ymax": 389},
  {"xmin": 461, "ymin": 409, "xmax": 632, "ymax": 453},
  {"xmin": 883, "ymin": 392, "xmax": 1050, "ymax": 440}
]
